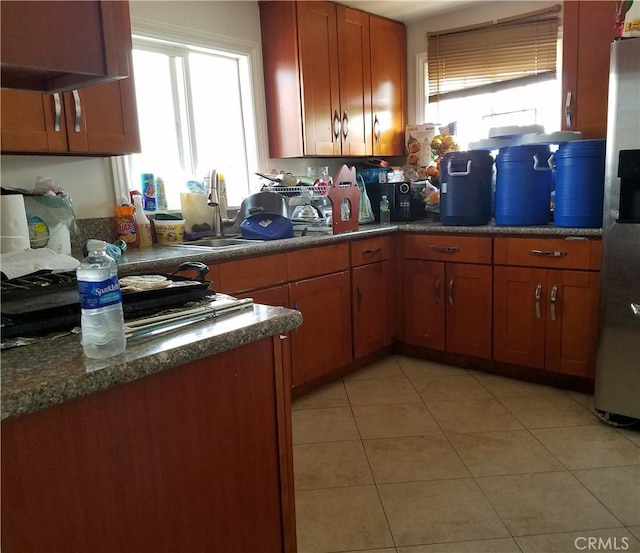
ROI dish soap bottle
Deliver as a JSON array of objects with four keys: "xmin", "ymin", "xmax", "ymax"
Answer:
[
  {"xmin": 133, "ymin": 195, "xmax": 153, "ymax": 248},
  {"xmin": 380, "ymin": 195, "xmax": 391, "ymax": 225},
  {"xmin": 76, "ymin": 240, "xmax": 127, "ymax": 359}
]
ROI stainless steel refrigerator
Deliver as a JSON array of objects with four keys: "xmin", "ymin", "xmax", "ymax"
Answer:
[{"xmin": 594, "ymin": 37, "xmax": 640, "ymax": 424}]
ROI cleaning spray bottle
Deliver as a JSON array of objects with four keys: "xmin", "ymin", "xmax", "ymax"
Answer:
[{"xmin": 133, "ymin": 195, "xmax": 153, "ymax": 247}]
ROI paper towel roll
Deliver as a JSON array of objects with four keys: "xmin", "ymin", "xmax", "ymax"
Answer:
[{"xmin": 0, "ymin": 195, "xmax": 31, "ymax": 253}]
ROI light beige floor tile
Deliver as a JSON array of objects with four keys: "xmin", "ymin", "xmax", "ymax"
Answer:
[
  {"xmin": 397, "ymin": 355, "xmax": 469, "ymax": 380},
  {"xmin": 378, "ymin": 479, "xmax": 509, "ymax": 546},
  {"xmin": 340, "ymin": 550, "xmax": 397, "ymax": 553},
  {"xmin": 499, "ymin": 394, "xmax": 598, "ymax": 429},
  {"xmin": 476, "ymin": 471, "xmax": 622, "ymax": 536},
  {"xmin": 292, "ymin": 407, "xmax": 359, "ymax": 445},
  {"xmin": 397, "ymin": 537, "xmax": 521, "ymax": 552},
  {"xmin": 345, "ymin": 378, "xmax": 422, "ymax": 406},
  {"xmin": 630, "ymin": 526, "xmax": 640, "ymax": 540},
  {"xmin": 363, "ymin": 435, "xmax": 470, "ymax": 483},
  {"xmin": 573, "ymin": 465, "xmax": 640, "ymax": 527},
  {"xmin": 569, "ymin": 391, "xmax": 596, "ymax": 410},
  {"xmin": 353, "ymin": 403, "xmax": 442, "ymax": 439},
  {"xmin": 294, "ymin": 440, "xmax": 373, "ymax": 490},
  {"xmin": 472, "ymin": 372, "xmax": 565, "ymax": 398},
  {"xmin": 427, "ymin": 399, "xmax": 524, "ymax": 434},
  {"xmin": 414, "ymin": 374, "xmax": 492, "ymax": 402},
  {"xmin": 344, "ymin": 356, "xmax": 406, "ymax": 381},
  {"xmin": 516, "ymin": 528, "xmax": 640, "ymax": 553},
  {"xmin": 532, "ymin": 425, "xmax": 640, "ymax": 469},
  {"xmin": 295, "ymin": 485, "xmax": 394, "ymax": 553},
  {"xmin": 292, "ymin": 380, "xmax": 349, "ymax": 410},
  {"xmin": 448, "ymin": 430, "xmax": 564, "ymax": 476},
  {"xmin": 618, "ymin": 427, "xmax": 640, "ymax": 447}
]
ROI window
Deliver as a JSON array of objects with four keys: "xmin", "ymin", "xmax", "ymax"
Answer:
[
  {"xmin": 422, "ymin": 6, "xmax": 561, "ymax": 148},
  {"xmin": 120, "ymin": 31, "xmax": 265, "ymax": 209}
]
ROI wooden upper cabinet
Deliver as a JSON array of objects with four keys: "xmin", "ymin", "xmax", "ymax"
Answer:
[
  {"xmin": 1, "ymin": 1, "xmax": 130, "ymax": 93},
  {"xmin": 259, "ymin": 0, "xmax": 406, "ymax": 158},
  {"xmin": 561, "ymin": 1, "xmax": 619, "ymax": 139},
  {"xmin": 370, "ymin": 15, "xmax": 407, "ymax": 157},
  {"xmin": 1, "ymin": 1, "xmax": 140, "ymax": 155}
]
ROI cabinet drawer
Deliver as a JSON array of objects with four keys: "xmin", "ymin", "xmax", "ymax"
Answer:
[
  {"xmin": 494, "ymin": 238, "xmax": 595, "ymax": 270},
  {"xmin": 218, "ymin": 253, "xmax": 288, "ymax": 294},
  {"xmin": 404, "ymin": 234, "xmax": 492, "ymax": 264},
  {"xmin": 287, "ymin": 243, "xmax": 350, "ymax": 280},
  {"xmin": 350, "ymin": 236, "xmax": 391, "ymax": 266}
]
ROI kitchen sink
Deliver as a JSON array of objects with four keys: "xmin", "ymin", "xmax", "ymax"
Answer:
[{"xmin": 163, "ymin": 237, "xmax": 263, "ymax": 249}]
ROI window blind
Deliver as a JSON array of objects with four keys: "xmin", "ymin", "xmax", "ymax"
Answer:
[{"xmin": 428, "ymin": 6, "xmax": 560, "ymax": 102}]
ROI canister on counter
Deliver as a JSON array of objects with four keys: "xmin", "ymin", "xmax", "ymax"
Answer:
[{"xmin": 142, "ymin": 173, "xmax": 157, "ymax": 211}]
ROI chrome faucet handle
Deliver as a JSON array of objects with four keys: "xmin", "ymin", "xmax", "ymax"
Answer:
[{"xmin": 207, "ymin": 169, "xmax": 220, "ymax": 207}]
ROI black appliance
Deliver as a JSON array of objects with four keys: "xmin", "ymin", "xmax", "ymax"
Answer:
[
  {"xmin": 1, "ymin": 262, "xmax": 214, "ymax": 340},
  {"xmin": 365, "ymin": 181, "xmax": 428, "ymax": 222}
]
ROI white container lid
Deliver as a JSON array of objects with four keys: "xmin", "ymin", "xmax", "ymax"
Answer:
[
  {"xmin": 468, "ymin": 136, "xmax": 522, "ymax": 150},
  {"xmin": 520, "ymin": 131, "xmax": 583, "ymax": 145},
  {"xmin": 488, "ymin": 124, "xmax": 545, "ymax": 138}
]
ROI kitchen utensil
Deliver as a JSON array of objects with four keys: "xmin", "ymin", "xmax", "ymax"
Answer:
[{"xmin": 290, "ymin": 204, "xmax": 321, "ymax": 222}]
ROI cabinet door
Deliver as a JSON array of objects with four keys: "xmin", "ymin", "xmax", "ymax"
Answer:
[
  {"xmin": 545, "ymin": 269, "xmax": 600, "ymax": 377},
  {"xmin": 403, "ymin": 260, "xmax": 445, "ymax": 350},
  {"xmin": 446, "ymin": 263, "xmax": 492, "ymax": 359},
  {"xmin": 561, "ymin": 1, "xmax": 618, "ymax": 139},
  {"xmin": 493, "ymin": 265, "xmax": 547, "ymax": 369},
  {"xmin": 1, "ymin": 1, "xmax": 130, "ymax": 92},
  {"xmin": 370, "ymin": 15, "xmax": 406, "ymax": 156},
  {"xmin": 237, "ymin": 285, "xmax": 290, "ymax": 309},
  {"xmin": 297, "ymin": 1, "xmax": 341, "ymax": 156},
  {"xmin": 336, "ymin": 5, "xmax": 372, "ymax": 156},
  {"xmin": 0, "ymin": 89, "xmax": 68, "ymax": 152},
  {"xmin": 290, "ymin": 271, "xmax": 352, "ymax": 387},
  {"xmin": 352, "ymin": 260, "xmax": 393, "ymax": 359}
]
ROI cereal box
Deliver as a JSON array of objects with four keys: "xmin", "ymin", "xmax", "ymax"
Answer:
[{"xmin": 405, "ymin": 124, "xmax": 438, "ymax": 176}]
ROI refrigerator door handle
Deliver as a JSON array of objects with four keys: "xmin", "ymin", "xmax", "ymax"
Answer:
[{"xmin": 631, "ymin": 303, "xmax": 640, "ymax": 318}]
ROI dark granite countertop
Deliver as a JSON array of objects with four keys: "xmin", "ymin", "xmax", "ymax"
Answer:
[
  {"xmin": 115, "ymin": 222, "xmax": 602, "ymax": 276},
  {"xmin": 1, "ymin": 303, "xmax": 302, "ymax": 422}
]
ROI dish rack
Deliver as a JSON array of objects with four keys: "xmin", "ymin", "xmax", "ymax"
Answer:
[{"xmin": 261, "ymin": 182, "xmax": 330, "ymax": 199}]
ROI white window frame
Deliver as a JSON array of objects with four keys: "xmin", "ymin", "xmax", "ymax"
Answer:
[{"xmin": 112, "ymin": 17, "xmax": 269, "ymax": 208}]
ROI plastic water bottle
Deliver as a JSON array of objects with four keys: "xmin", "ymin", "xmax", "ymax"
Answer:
[
  {"xmin": 76, "ymin": 240, "xmax": 127, "ymax": 359},
  {"xmin": 380, "ymin": 195, "xmax": 391, "ymax": 225}
]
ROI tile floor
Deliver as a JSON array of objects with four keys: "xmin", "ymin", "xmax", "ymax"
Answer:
[{"xmin": 291, "ymin": 355, "xmax": 640, "ymax": 553}]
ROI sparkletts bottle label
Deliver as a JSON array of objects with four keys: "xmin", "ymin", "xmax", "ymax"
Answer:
[{"xmin": 78, "ymin": 276, "xmax": 123, "ymax": 309}]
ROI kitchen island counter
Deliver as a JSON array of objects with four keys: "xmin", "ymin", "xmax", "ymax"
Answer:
[{"xmin": 1, "ymin": 301, "xmax": 302, "ymax": 421}]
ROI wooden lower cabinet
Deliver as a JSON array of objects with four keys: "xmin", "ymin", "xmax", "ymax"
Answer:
[
  {"xmin": 290, "ymin": 270, "xmax": 352, "ymax": 387},
  {"xmin": 403, "ymin": 259, "xmax": 492, "ymax": 359},
  {"xmin": 493, "ymin": 265, "xmax": 600, "ymax": 377},
  {"xmin": 352, "ymin": 259, "xmax": 394, "ymax": 358},
  {"xmin": 1, "ymin": 338, "xmax": 294, "ymax": 553}
]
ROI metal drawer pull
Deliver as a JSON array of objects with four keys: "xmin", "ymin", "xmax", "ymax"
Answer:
[
  {"xmin": 529, "ymin": 249, "xmax": 568, "ymax": 258},
  {"xmin": 430, "ymin": 245, "xmax": 460, "ymax": 254},
  {"xmin": 362, "ymin": 248, "xmax": 381, "ymax": 256},
  {"xmin": 72, "ymin": 90, "xmax": 82, "ymax": 132},
  {"xmin": 631, "ymin": 303, "xmax": 640, "ymax": 318},
  {"xmin": 342, "ymin": 110, "xmax": 349, "ymax": 140},
  {"xmin": 550, "ymin": 284, "xmax": 558, "ymax": 321},
  {"xmin": 52, "ymin": 93, "xmax": 62, "ymax": 132},
  {"xmin": 333, "ymin": 110, "xmax": 340, "ymax": 141},
  {"xmin": 435, "ymin": 275, "xmax": 440, "ymax": 305},
  {"xmin": 448, "ymin": 279, "xmax": 454, "ymax": 306},
  {"xmin": 535, "ymin": 283, "xmax": 542, "ymax": 318}
]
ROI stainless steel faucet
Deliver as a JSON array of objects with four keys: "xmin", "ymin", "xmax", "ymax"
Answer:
[{"xmin": 207, "ymin": 169, "xmax": 224, "ymax": 237}]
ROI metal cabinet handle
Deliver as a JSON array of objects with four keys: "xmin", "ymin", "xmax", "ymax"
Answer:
[
  {"xmin": 430, "ymin": 245, "xmax": 460, "ymax": 254},
  {"xmin": 342, "ymin": 110, "xmax": 349, "ymax": 140},
  {"xmin": 435, "ymin": 275, "xmax": 440, "ymax": 305},
  {"xmin": 535, "ymin": 283, "xmax": 542, "ymax": 319},
  {"xmin": 356, "ymin": 283, "xmax": 362, "ymax": 312},
  {"xmin": 631, "ymin": 303, "xmax": 640, "ymax": 318},
  {"xmin": 333, "ymin": 110, "xmax": 341, "ymax": 141},
  {"xmin": 529, "ymin": 249, "xmax": 568, "ymax": 258},
  {"xmin": 448, "ymin": 279, "xmax": 454, "ymax": 307},
  {"xmin": 373, "ymin": 115, "xmax": 380, "ymax": 144},
  {"xmin": 362, "ymin": 247, "xmax": 381, "ymax": 256},
  {"xmin": 52, "ymin": 93, "xmax": 62, "ymax": 132},
  {"xmin": 293, "ymin": 300, "xmax": 300, "ymax": 312},
  {"xmin": 72, "ymin": 90, "xmax": 82, "ymax": 133},
  {"xmin": 565, "ymin": 91, "xmax": 572, "ymax": 128},
  {"xmin": 550, "ymin": 284, "xmax": 558, "ymax": 321}
]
